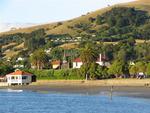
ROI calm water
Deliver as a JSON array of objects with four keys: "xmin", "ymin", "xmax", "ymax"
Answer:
[{"xmin": 0, "ymin": 89, "xmax": 150, "ymax": 113}]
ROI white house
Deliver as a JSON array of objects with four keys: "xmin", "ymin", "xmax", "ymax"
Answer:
[
  {"xmin": 73, "ymin": 54, "xmax": 110, "ymax": 69},
  {"xmin": 51, "ymin": 60, "xmax": 61, "ymax": 69},
  {"xmin": 6, "ymin": 70, "xmax": 33, "ymax": 86},
  {"xmin": 73, "ymin": 58, "xmax": 83, "ymax": 69},
  {"xmin": 13, "ymin": 64, "xmax": 24, "ymax": 68},
  {"xmin": 17, "ymin": 57, "xmax": 25, "ymax": 62}
]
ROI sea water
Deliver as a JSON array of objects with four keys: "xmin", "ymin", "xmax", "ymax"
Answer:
[{"xmin": 0, "ymin": 89, "xmax": 150, "ymax": 113}]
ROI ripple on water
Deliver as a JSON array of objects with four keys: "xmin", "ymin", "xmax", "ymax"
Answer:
[{"xmin": 0, "ymin": 90, "xmax": 149, "ymax": 113}]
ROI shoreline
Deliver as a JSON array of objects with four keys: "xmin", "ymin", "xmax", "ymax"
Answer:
[
  {"xmin": 32, "ymin": 79, "xmax": 150, "ymax": 87},
  {"xmin": 0, "ymin": 79, "xmax": 150, "ymax": 98}
]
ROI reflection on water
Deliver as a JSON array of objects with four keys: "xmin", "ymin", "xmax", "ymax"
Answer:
[{"xmin": 0, "ymin": 89, "xmax": 150, "ymax": 113}]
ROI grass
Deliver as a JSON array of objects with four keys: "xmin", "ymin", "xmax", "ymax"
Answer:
[
  {"xmin": 59, "ymin": 43, "xmax": 79, "ymax": 49},
  {"xmin": 4, "ymin": 50, "xmax": 21, "ymax": 58},
  {"xmin": 2, "ymin": 42, "xmax": 17, "ymax": 49},
  {"xmin": 13, "ymin": 42, "xmax": 24, "ymax": 49}
]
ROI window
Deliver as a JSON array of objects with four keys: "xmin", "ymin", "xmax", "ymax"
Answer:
[
  {"xmin": 22, "ymin": 76, "xmax": 28, "ymax": 80},
  {"xmin": 11, "ymin": 76, "xmax": 15, "ymax": 80},
  {"xmin": 76, "ymin": 62, "xmax": 78, "ymax": 66}
]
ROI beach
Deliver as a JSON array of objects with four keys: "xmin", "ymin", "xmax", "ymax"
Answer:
[{"xmin": 1, "ymin": 79, "xmax": 150, "ymax": 98}]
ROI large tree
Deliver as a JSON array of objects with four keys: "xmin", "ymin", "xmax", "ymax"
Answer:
[
  {"xmin": 30, "ymin": 49, "xmax": 49, "ymax": 70},
  {"xmin": 80, "ymin": 43, "xmax": 99, "ymax": 80},
  {"xmin": 108, "ymin": 60, "xmax": 128, "ymax": 78}
]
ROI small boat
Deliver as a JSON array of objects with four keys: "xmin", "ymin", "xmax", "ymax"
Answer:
[{"xmin": 7, "ymin": 89, "xmax": 23, "ymax": 93}]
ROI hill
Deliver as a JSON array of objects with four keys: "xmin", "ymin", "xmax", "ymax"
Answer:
[
  {"xmin": 1, "ymin": 0, "xmax": 150, "ymax": 37},
  {"xmin": 1, "ymin": 0, "xmax": 150, "ymax": 59}
]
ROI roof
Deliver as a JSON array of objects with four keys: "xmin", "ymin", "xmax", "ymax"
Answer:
[
  {"xmin": 73, "ymin": 58, "xmax": 82, "ymax": 62},
  {"xmin": 73, "ymin": 55, "xmax": 108, "ymax": 63},
  {"xmin": 7, "ymin": 70, "xmax": 33, "ymax": 76},
  {"xmin": 51, "ymin": 60, "xmax": 61, "ymax": 65}
]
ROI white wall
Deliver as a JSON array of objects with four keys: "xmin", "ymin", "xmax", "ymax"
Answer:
[
  {"xmin": 73, "ymin": 62, "xmax": 83, "ymax": 68},
  {"xmin": 6, "ymin": 75, "xmax": 32, "ymax": 85},
  {"xmin": 96, "ymin": 61, "xmax": 104, "ymax": 66}
]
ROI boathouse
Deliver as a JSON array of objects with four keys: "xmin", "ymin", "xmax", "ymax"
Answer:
[{"xmin": 6, "ymin": 69, "xmax": 33, "ymax": 86}]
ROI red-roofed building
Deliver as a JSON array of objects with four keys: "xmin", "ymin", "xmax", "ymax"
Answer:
[
  {"xmin": 51, "ymin": 60, "xmax": 61, "ymax": 69},
  {"xmin": 6, "ymin": 69, "xmax": 33, "ymax": 86},
  {"xmin": 73, "ymin": 54, "xmax": 110, "ymax": 69},
  {"xmin": 73, "ymin": 58, "xmax": 83, "ymax": 68}
]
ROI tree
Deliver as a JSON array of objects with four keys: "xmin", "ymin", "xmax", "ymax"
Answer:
[
  {"xmin": 80, "ymin": 43, "xmax": 99, "ymax": 80},
  {"xmin": 135, "ymin": 61, "xmax": 147, "ymax": 73},
  {"xmin": 89, "ymin": 63, "xmax": 108, "ymax": 79},
  {"xmin": 129, "ymin": 65, "xmax": 138, "ymax": 77},
  {"xmin": 30, "ymin": 49, "xmax": 49, "ymax": 70},
  {"xmin": 146, "ymin": 63, "xmax": 150, "ymax": 77},
  {"xmin": 24, "ymin": 29, "xmax": 46, "ymax": 51},
  {"xmin": 108, "ymin": 60, "xmax": 127, "ymax": 78},
  {"xmin": 50, "ymin": 47, "xmax": 64, "ymax": 60},
  {"xmin": 0, "ymin": 65, "xmax": 14, "ymax": 76},
  {"xmin": 141, "ymin": 23, "xmax": 150, "ymax": 40}
]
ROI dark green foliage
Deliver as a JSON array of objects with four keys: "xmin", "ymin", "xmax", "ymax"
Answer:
[
  {"xmin": 24, "ymin": 29, "xmax": 46, "ymax": 51},
  {"xmin": 96, "ymin": 7, "xmax": 150, "ymax": 41},
  {"xmin": 50, "ymin": 47, "xmax": 64, "ymax": 60},
  {"xmin": 99, "ymin": 7, "xmax": 149, "ymax": 27},
  {"xmin": 0, "ymin": 65, "xmax": 14, "ymax": 76},
  {"xmin": 108, "ymin": 60, "xmax": 128, "ymax": 78},
  {"xmin": 24, "ymin": 69, "xmax": 83, "ymax": 80},
  {"xmin": 0, "ymin": 33, "xmax": 25, "ymax": 46}
]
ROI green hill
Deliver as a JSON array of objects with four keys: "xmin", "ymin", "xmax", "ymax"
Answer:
[
  {"xmin": 1, "ymin": 0, "xmax": 150, "ymax": 36},
  {"xmin": 1, "ymin": 0, "xmax": 150, "ymax": 58}
]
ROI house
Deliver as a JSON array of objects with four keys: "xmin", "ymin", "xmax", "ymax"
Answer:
[
  {"xmin": 51, "ymin": 60, "xmax": 61, "ymax": 69},
  {"xmin": 16, "ymin": 57, "xmax": 25, "ymax": 62},
  {"xmin": 73, "ymin": 58, "xmax": 83, "ymax": 69},
  {"xmin": 73, "ymin": 54, "xmax": 110, "ymax": 69},
  {"xmin": 44, "ymin": 48, "xmax": 51, "ymax": 54},
  {"xmin": 13, "ymin": 64, "xmax": 24, "ymax": 68},
  {"xmin": 6, "ymin": 69, "xmax": 33, "ymax": 86},
  {"xmin": 96, "ymin": 54, "xmax": 110, "ymax": 67}
]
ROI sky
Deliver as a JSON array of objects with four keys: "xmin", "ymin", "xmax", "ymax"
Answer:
[{"xmin": 0, "ymin": 0, "xmax": 135, "ymax": 24}]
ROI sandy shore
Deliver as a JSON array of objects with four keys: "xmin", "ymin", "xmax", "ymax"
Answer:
[{"xmin": 0, "ymin": 79, "xmax": 150, "ymax": 98}]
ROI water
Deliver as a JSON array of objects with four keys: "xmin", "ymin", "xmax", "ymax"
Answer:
[{"xmin": 0, "ymin": 89, "xmax": 150, "ymax": 113}]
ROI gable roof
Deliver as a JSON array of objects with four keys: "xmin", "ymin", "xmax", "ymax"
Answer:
[
  {"xmin": 51, "ymin": 60, "xmax": 61, "ymax": 65},
  {"xmin": 7, "ymin": 70, "xmax": 33, "ymax": 76},
  {"xmin": 73, "ymin": 58, "xmax": 82, "ymax": 62}
]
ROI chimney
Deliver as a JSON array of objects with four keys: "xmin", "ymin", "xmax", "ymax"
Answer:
[{"xmin": 99, "ymin": 54, "xmax": 102, "ymax": 62}]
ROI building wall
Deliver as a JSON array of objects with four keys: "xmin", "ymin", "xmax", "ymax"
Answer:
[
  {"xmin": 73, "ymin": 62, "xmax": 83, "ymax": 68},
  {"xmin": 52, "ymin": 64, "xmax": 60, "ymax": 69},
  {"xmin": 6, "ymin": 75, "xmax": 32, "ymax": 85},
  {"xmin": 96, "ymin": 61, "xmax": 104, "ymax": 66},
  {"xmin": 73, "ymin": 61, "xmax": 110, "ymax": 68}
]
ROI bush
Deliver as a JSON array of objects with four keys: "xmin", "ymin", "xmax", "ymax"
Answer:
[{"xmin": 24, "ymin": 69, "xmax": 83, "ymax": 80}]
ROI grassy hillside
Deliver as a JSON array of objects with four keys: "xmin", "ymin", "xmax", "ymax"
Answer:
[
  {"xmin": 1, "ymin": 0, "xmax": 150, "ymax": 59},
  {"xmin": 1, "ymin": 0, "xmax": 150, "ymax": 37}
]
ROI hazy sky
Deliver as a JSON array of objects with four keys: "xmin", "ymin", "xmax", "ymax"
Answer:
[{"xmin": 0, "ymin": 0, "xmax": 135, "ymax": 23}]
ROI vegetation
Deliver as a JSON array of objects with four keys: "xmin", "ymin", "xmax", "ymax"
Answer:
[
  {"xmin": 24, "ymin": 69, "xmax": 83, "ymax": 80},
  {"xmin": 2, "ymin": 3, "xmax": 150, "ymax": 80},
  {"xmin": 30, "ymin": 49, "xmax": 49, "ymax": 70}
]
